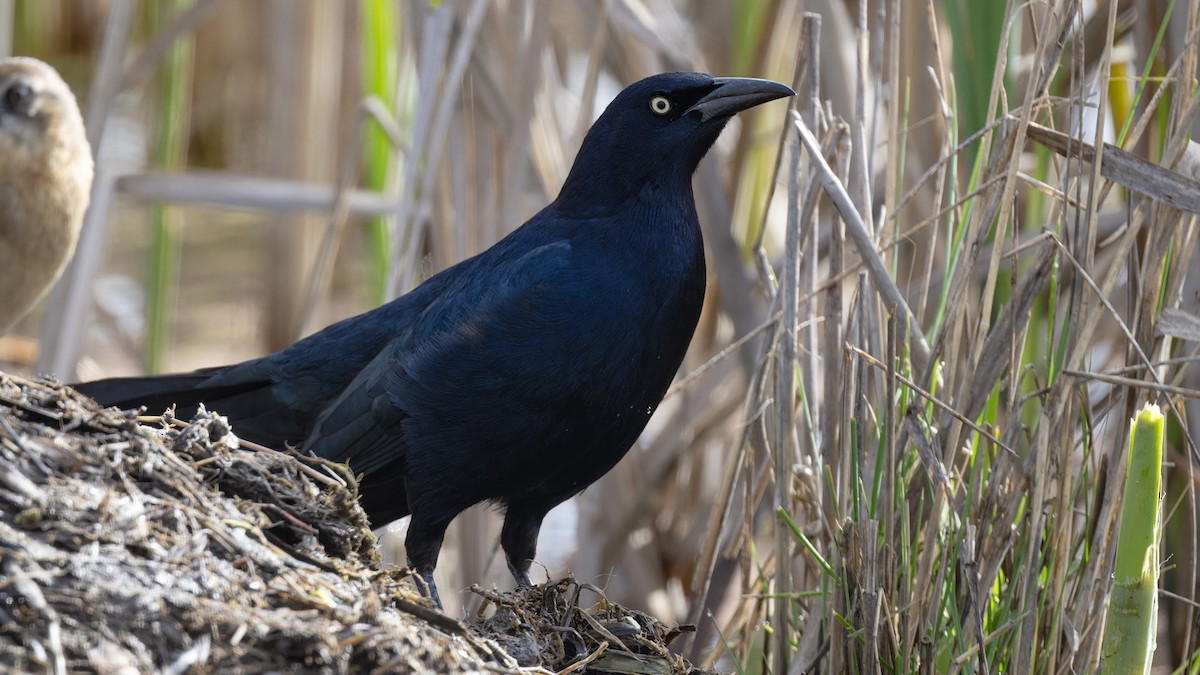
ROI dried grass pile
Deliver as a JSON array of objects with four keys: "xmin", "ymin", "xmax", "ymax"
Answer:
[
  {"xmin": 0, "ymin": 373, "xmax": 709, "ymax": 674},
  {"xmin": 471, "ymin": 579, "xmax": 707, "ymax": 675}
]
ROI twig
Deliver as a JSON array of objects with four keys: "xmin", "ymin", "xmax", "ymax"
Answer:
[
  {"xmin": 1061, "ymin": 370, "xmax": 1200, "ymax": 400},
  {"xmin": 792, "ymin": 112, "xmax": 932, "ymax": 373},
  {"xmin": 847, "ymin": 345, "xmax": 1015, "ymax": 456},
  {"xmin": 150, "ymin": 415, "xmax": 344, "ymax": 489},
  {"xmin": 554, "ymin": 641, "xmax": 609, "ymax": 675},
  {"xmin": 665, "ymin": 312, "xmax": 780, "ymax": 398}
]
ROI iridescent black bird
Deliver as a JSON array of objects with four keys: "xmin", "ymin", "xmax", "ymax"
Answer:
[{"xmin": 75, "ymin": 72, "xmax": 793, "ymax": 605}]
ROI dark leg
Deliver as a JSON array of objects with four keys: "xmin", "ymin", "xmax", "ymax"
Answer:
[
  {"xmin": 416, "ymin": 569, "xmax": 442, "ymax": 609},
  {"xmin": 500, "ymin": 504, "xmax": 550, "ymax": 587},
  {"xmin": 405, "ymin": 515, "xmax": 452, "ymax": 608}
]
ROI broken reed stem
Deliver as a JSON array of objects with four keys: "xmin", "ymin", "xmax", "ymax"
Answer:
[
  {"xmin": 792, "ymin": 113, "xmax": 932, "ymax": 373},
  {"xmin": 768, "ymin": 115, "xmax": 803, "ymax": 675}
]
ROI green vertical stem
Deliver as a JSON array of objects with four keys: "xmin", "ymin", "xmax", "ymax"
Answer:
[
  {"xmin": 730, "ymin": 0, "xmax": 769, "ymax": 75},
  {"xmin": 145, "ymin": 1, "xmax": 194, "ymax": 373},
  {"xmin": 1115, "ymin": 0, "xmax": 1175, "ymax": 148},
  {"xmin": 941, "ymin": 0, "xmax": 1006, "ymax": 165},
  {"xmin": 361, "ymin": 0, "xmax": 398, "ymax": 304},
  {"xmin": 1102, "ymin": 403, "xmax": 1163, "ymax": 673}
]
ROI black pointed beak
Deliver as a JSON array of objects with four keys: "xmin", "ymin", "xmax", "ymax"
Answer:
[{"xmin": 688, "ymin": 77, "xmax": 795, "ymax": 122}]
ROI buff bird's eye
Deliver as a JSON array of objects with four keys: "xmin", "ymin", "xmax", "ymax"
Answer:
[
  {"xmin": 649, "ymin": 96, "xmax": 672, "ymax": 116},
  {"xmin": 3, "ymin": 81, "xmax": 32, "ymax": 116}
]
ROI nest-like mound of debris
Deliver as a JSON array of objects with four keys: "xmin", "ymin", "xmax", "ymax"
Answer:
[
  {"xmin": 0, "ymin": 373, "xmax": 709, "ymax": 674},
  {"xmin": 472, "ymin": 579, "xmax": 705, "ymax": 674}
]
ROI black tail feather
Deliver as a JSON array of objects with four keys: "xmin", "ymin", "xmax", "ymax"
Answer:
[
  {"xmin": 72, "ymin": 369, "xmax": 308, "ymax": 447},
  {"xmin": 73, "ymin": 371, "xmax": 229, "ymax": 416}
]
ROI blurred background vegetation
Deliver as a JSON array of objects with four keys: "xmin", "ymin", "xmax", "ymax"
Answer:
[{"xmin": 4, "ymin": 0, "xmax": 1200, "ymax": 671}]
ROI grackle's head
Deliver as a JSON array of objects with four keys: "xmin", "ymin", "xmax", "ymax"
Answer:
[{"xmin": 554, "ymin": 72, "xmax": 793, "ymax": 215}]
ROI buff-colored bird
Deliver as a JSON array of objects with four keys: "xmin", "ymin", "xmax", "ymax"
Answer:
[{"xmin": 0, "ymin": 57, "xmax": 92, "ymax": 333}]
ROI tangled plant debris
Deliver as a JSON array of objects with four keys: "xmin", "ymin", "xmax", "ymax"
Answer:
[
  {"xmin": 0, "ymin": 373, "xmax": 709, "ymax": 674},
  {"xmin": 470, "ymin": 579, "xmax": 704, "ymax": 675}
]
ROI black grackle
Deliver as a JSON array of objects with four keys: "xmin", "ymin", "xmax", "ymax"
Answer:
[{"xmin": 75, "ymin": 72, "xmax": 793, "ymax": 606}]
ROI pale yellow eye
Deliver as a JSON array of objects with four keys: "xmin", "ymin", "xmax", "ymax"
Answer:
[{"xmin": 649, "ymin": 96, "xmax": 672, "ymax": 115}]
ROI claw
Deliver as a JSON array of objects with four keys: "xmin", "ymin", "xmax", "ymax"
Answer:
[{"xmin": 507, "ymin": 557, "xmax": 534, "ymax": 587}]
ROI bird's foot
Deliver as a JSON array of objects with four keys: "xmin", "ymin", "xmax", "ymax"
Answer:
[
  {"xmin": 412, "ymin": 569, "xmax": 442, "ymax": 609},
  {"xmin": 507, "ymin": 559, "xmax": 534, "ymax": 588}
]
